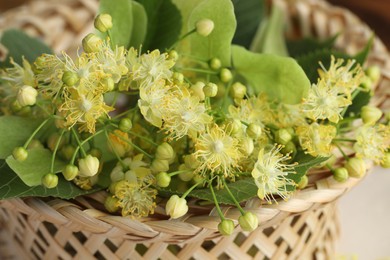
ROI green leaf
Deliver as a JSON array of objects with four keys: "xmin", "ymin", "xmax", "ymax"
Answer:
[
  {"xmin": 6, "ymin": 148, "xmax": 66, "ymax": 187},
  {"xmin": 130, "ymin": 1, "xmax": 148, "ymax": 48},
  {"xmin": 232, "ymin": 0, "xmax": 265, "ymax": 49},
  {"xmin": 136, "ymin": 0, "xmax": 182, "ymax": 51},
  {"xmin": 288, "ymin": 153, "xmax": 329, "ymax": 183},
  {"xmin": 0, "ymin": 161, "xmax": 101, "ymax": 199},
  {"xmin": 344, "ymin": 91, "xmax": 371, "ymax": 117},
  {"xmin": 250, "ymin": 5, "xmax": 288, "ymax": 56},
  {"xmin": 232, "ymin": 45, "xmax": 310, "ymax": 104},
  {"xmin": 0, "ymin": 116, "xmax": 44, "ymax": 159},
  {"xmin": 0, "ymin": 29, "xmax": 52, "ymax": 67},
  {"xmin": 99, "ymin": 0, "xmax": 133, "ymax": 48},
  {"xmin": 287, "ymin": 35, "xmax": 338, "ymax": 58},
  {"xmin": 187, "ymin": 0, "xmax": 237, "ymax": 66}
]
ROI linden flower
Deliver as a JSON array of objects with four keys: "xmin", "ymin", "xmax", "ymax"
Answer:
[
  {"xmin": 251, "ymin": 145, "xmax": 296, "ymax": 203},
  {"xmin": 194, "ymin": 124, "xmax": 243, "ymax": 183},
  {"xmin": 108, "ymin": 130, "xmax": 132, "ymax": 157},
  {"xmin": 34, "ymin": 54, "xmax": 65, "ymax": 97},
  {"xmin": 354, "ymin": 124, "xmax": 390, "ymax": 163},
  {"xmin": 95, "ymin": 43, "xmax": 128, "ymax": 83},
  {"xmin": 1, "ymin": 57, "xmax": 35, "ymax": 89},
  {"xmin": 60, "ymin": 88, "xmax": 114, "ymax": 133},
  {"xmin": 131, "ymin": 49, "xmax": 175, "ymax": 88},
  {"xmin": 163, "ymin": 85, "xmax": 212, "ymax": 139},
  {"xmin": 138, "ymin": 79, "xmax": 170, "ymax": 128},
  {"xmin": 273, "ymin": 103, "xmax": 306, "ymax": 128},
  {"xmin": 318, "ymin": 56, "xmax": 364, "ymax": 97},
  {"xmin": 113, "ymin": 179, "xmax": 157, "ymax": 218},
  {"xmin": 296, "ymin": 123, "xmax": 337, "ymax": 157},
  {"xmin": 302, "ymin": 79, "xmax": 351, "ymax": 123}
]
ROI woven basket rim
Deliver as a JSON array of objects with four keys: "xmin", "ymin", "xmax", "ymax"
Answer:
[{"xmin": 0, "ymin": 0, "xmax": 389, "ymax": 243}]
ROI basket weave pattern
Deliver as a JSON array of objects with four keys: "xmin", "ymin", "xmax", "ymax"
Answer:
[{"xmin": 0, "ymin": 0, "xmax": 389, "ymax": 259}]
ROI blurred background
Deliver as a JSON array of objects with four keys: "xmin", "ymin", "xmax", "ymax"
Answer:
[{"xmin": 0, "ymin": 0, "xmax": 389, "ymax": 258}]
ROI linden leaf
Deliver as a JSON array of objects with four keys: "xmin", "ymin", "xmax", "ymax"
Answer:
[
  {"xmin": 6, "ymin": 148, "xmax": 66, "ymax": 187},
  {"xmin": 130, "ymin": 1, "xmax": 148, "ymax": 48},
  {"xmin": 232, "ymin": 45, "xmax": 311, "ymax": 104},
  {"xmin": 187, "ymin": 0, "xmax": 237, "ymax": 66}
]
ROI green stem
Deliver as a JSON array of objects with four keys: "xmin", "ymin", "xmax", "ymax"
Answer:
[
  {"xmin": 23, "ymin": 117, "xmax": 51, "ymax": 149},
  {"xmin": 168, "ymin": 170, "xmax": 192, "ymax": 177},
  {"xmin": 71, "ymin": 128, "xmax": 87, "ymax": 157},
  {"xmin": 112, "ymin": 130, "xmax": 153, "ymax": 159},
  {"xmin": 209, "ymin": 181, "xmax": 225, "ymax": 220},
  {"xmin": 182, "ymin": 182, "xmax": 201, "ymax": 199},
  {"xmin": 129, "ymin": 131, "xmax": 158, "ymax": 146},
  {"xmin": 341, "ymin": 89, "xmax": 360, "ymax": 117},
  {"xmin": 50, "ymin": 130, "xmax": 65, "ymax": 173},
  {"xmin": 326, "ymin": 164, "xmax": 335, "ymax": 172},
  {"xmin": 334, "ymin": 142, "xmax": 349, "ymax": 161},
  {"xmin": 222, "ymin": 179, "xmax": 245, "ymax": 215},
  {"xmin": 104, "ymin": 129, "xmax": 127, "ymax": 169},
  {"xmin": 177, "ymin": 67, "xmax": 218, "ymax": 75},
  {"xmin": 70, "ymin": 129, "xmax": 104, "ymax": 164},
  {"xmin": 169, "ymin": 28, "xmax": 196, "ymax": 50},
  {"xmin": 333, "ymin": 138, "xmax": 356, "ymax": 143}
]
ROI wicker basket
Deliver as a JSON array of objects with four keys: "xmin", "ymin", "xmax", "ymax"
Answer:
[{"xmin": 0, "ymin": 0, "xmax": 389, "ymax": 259}]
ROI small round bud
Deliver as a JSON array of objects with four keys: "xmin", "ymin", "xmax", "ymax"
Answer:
[
  {"xmin": 190, "ymin": 82, "xmax": 206, "ymax": 101},
  {"xmin": 178, "ymin": 164, "xmax": 194, "ymax": 182},
  {"xmin": 101, "ymin": 77, "xmax": 115, "ymax": 92},
  {"xmin": 209, "ymin": 58, "xmax": 221, "ymax": 71},
  {"xmin": 104, "ymin": 196, "xmax": 119, "ymax": 213},
  {"xmin": 173, "ymin": 72, "xmax": 184, "ymax": 84},
  {"xmin": 42, "ymin": 173, "xmax": 58, "ymax": 189},
  {"xmin": 241, "ymin": 137, "xmax": 254, "ymax": 156},
  {"xmin": 110, "ymin": 166, "xmax": 125, "ymax": 182},
  {"xmin": 345, "ymin": 158, "xmax": 366, "ymax": 178},
  {"xmin": 219, "ymin": 68, "xmax": 233, "ymax": 83},
  {"xmin": 203, "ymin": 82, "xmax": 218, "ymax": 97},
  {"xmin": 89, "ymin": 148, "xmax": 103, "ymax": 160},
  {"xmin": 380, "ymin": 153, "xmax": 390, "ymax": 168},
  {"xmin": 360, "ymin": 76, "xmax": 373, "ymax": 92},
  {"xmin": 184, "ymin": 154, "xmax": 200, "ymax": 169},
  {"xmin": 156, "ymin": 142, "xmax": 175, "ymax": 160},
  {"xmin": 365, "ymin": 65, "xmax": 381, "ymax": 83},
  {"xmin": 165, "ymin": 195, "xmax": 188, "ymax": 219},
  {"xmin": 361, "ymin": 106, "xmax": 383, "ymax": 125},
  {"xmin": 195, "ymin": 18, "xmax": 214, "ymax": 37},
  {"xmin": 282, "ymin": 142, "xmax": 297, "ymax": 157},
  {"xmin": 297, "ymin": 175, "xmax": 308, "ymax": 189},
  {"xmin": 27, "ymin": 139, "xmax": 44, "ymax": 150},
  {"xmin": 333, "ymin": 167, "xmax": 349, "ymax": 182},
  {"xmin": 218, "ymin": 219, "xmax": 235, "ymax": 236},
  {"xmin": 151, "ymin": 159, "xmax": 170, "ymax": 173},
  {"xmin": 62, "ymin": 71, "xmax": 79, "ymax": 86},
  {"xmin": 94, "ymin": 13, "xmax": 113, "ymax": 33},
  {"xmin": 82, "ymin": 33, "xmax": 103, "ymax": 53},
  {"xmin": 12, "ymin": 147, "xmax": 28, "ymax": 162},
  {"xmin": 78, "ymin": 155, "xmax": 100, "ymax": 177},
  {"xmin": 119, "ymin": 118, "xmax": 133, "ymax": 132},
  {"xmin": 47, "ymin": 132, "xmax": 65, "ymax": 152},
  {"xmin": 230, "ymin": 82, "xmax": 246, "ymax": 99},
  {"xmin": 275, "ymin": 129, "xmax": 293, "ymax": 145},
  {"xmin": 225, "ymin": 118, "xmax": 242, "ymax": 135},
  {"xmin": 17, "ymin": 85, "xmax": 38, "ymax": 107},
  {"xmin": 156, "ymin": 172, "xmax": 171, "ymax": 188},
  {"xmin": 168, "ymin": 50, "xmax": 179, "ymax": 61},
  {"xmin": 63, "ymin": 165, "xmax": 79, "ymax": 181},
  {"xmin": 238, "ymin": 212, "xmax": 259, "ymax": 232},
  {"xmin": 246, "ymin": 123, "xmax": 262, "ymax": 139}
]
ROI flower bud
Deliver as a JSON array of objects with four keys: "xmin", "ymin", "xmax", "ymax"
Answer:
[
  {"xmin": 168, "ymin": 50, "xmax": 179, "ymax": 61},
  {"xmin": 78, "ymin": 155, "xmax": 100, "ymax": 177},
  {"xmin": 361, "ymin": 106, "xmax": 382, "ymax": 125},
  {"xmin": 219, "ymin": 68, "xmax": 233, "ymax": 83},
  {"xmin": 230, "ymin": 82, "xmax": 246, "ymax": 99},
  {"xmin": 365, "ymin": 65, "xmax": 381, "ymax": 84},
  {"xmin": 297, "ymin": 175, "xmax": 308, "ymax": 189},
  {"xmin": 381, "ymin": 153, "xmax": 390, "ymax": 168},
  {"xmin": 12, "ymin": 147, "xmax": 28, "ymax": 162},
  {"xmin": 173, "ymin": 72, "xmax": 184, "ymax": 84},
  {"xmin": 360, "ymin": 76, "xmax": 373, "ymax": 92},
  {"xmin": 246, "ymin": 123, "xmax": 262, "ymax": 139},
  {"xmin": 166, "ymin": 195, "xmax": 188, "ymax": 219},
  {"xmin": 333, "ymin": 167, "xmax": 349, "ymax": 182},
  {"xmin": 42, "ymin": 173, "xmax": 58, "ymax": 189},
  {"xmin": 151, "ymin": 159, "xmax": 169, "ymax": 173},
  {"xmin": 225, "ymin": 118, "xmax": 242, "ymax": 135},
  {"xmin": 94, "ymin": 13, "xmax": 113, "ymax": 33},
  {"xmin": 62, "ymin": 71, "xmax": 79, "ymax": 86},
  {"xmin": 47, "ymin": 132, "xmax": 65, "ymax": 152},
  {"xmin": 275, "ymin": 128, "xmax": 293, "ymax": 145},
  {"xmin": 209, "ymin": 58, "xmax": 221, "ymax": 71},
  {"xmin": 17, "ymin": 85, "xmax": 38, "ymax": 106},
  {"xmin": 281, "ymin": 142, "xmax": 297, "ymax": 157},
  {"xmin": 218, "ymin": 219, "xmax": 235, "ymax": 236},
  {"xmin": 63, "ymin": 164, "xmax": 79, "ymax": 181},
  {"xmin": 101, "ymin": 77, "xmax": 115, "ymax": 91},
  {"xmin": 195, "ymin": 18, "xmax": 214, "ymax": 37},
  {"xmin": 184, "ymin": 154, "xmax": 200, "ymax": 169},
  {"xmin": 241, "ymin": 137, "xmax": 254, "ymax": 156},
  {"xmin": 156, "ymin": 172, "xmax": 171, "ymax": 188},
  {"xmin": 119, "ymin": 118, "xmax": 133, "ymax": 133},
  {"xmin": 203, "ymin": 82, "xmax": 218, "ymax": 97},
  {"xmin": 156, "ymin": 142, "xmax": 175, "ymax": 160},
  {"xmin": 238, "ymin": 212, "xmax": 259, "ymax": 232},
  {"xmin": 190, "ymin": 82, "xmax": 206, "ymax": 101},
  {"xmin": 110, "ymin": 165, "xmax": 125, "ymax": 182},
  {"xmin": 345, "ymin": 158, "xmax": 366, "ymax": 178},
  {"xmin": 104, "ymin": 195, "xmax": 119, "ymax": 213},
  {"xmin": 27, "ymin": 139, "xmax": 44, "ymax": 150},
  {"xmin": 82, "ymin": 33, "xmax": 103, "ymax": 53},
  {"xmin": 178, "ymin": 164, "xmax": 194, "ymax": 182}
]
